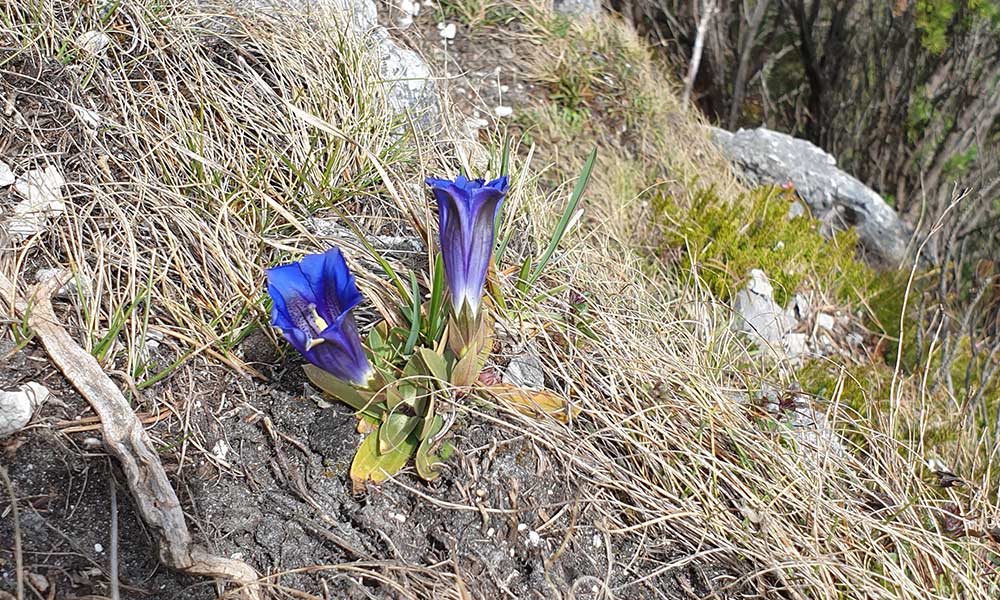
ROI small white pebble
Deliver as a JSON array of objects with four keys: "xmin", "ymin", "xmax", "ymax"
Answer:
[
  {"xmin": 94, "ymin": 543, "xmax": 104, "ymax": 553},
  {"xmin": 76, "ymin": 31, "xmax": 111, "ymax": 56},
  {"xmin": 486, "ymin": 527, "xmax": 495, "ymax": 537},
  {"xmin": 516, "ymin": 523, "xmax": 527, "ymax": 532},
  {"xmin": 231, "ymin": 552, "xmax": 244, "ymax": 560},
  {"xmin": 82, "ymin": 437, "xmax": 101, "ymax": 450},
  {"xmin": 211, "ymin": 439, "xmax": 230, "ymax": 461},
  {"xmin": 400, "ymin": 0, "xmax": 419, "ymax": 15},
  {"xmin": 592, "ymin": 584, "xmax": 600, "ymax": 593},
  {"xmin": 500, "ymin": 84, "xmax": 510, "ymax": 93},
  {"xmin": 494, "ymin": 106, "xmax": 513, "ymax": 118},
  {"xmin": 592, "ymin": 533, "xmax": 602, "ymax": 547},
  {"xmin": 528, "ymin": 530, "xmax": 541, "ymax": 546},
  {"xmin": 390, "ymin": 511, "xmax": 407, "ymax": 523},
  {"xmin": 475, "ymin": 488, "xmax": 487, "ymax": 498},
  {"xmin": 440, "ymin": 23, "xmax": 457, "ymax": 39}
]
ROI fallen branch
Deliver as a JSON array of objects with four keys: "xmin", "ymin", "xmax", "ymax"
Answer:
[{"xmin": 0, "ymin": 271, "xmax": 262, "ymax": 600}]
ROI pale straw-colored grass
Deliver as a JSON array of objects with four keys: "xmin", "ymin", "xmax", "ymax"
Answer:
[{"xmin": 2, "ymin": 1, "xmax": 997, "ymax": 599}]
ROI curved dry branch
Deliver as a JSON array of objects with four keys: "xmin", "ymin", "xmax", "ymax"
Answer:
[{"xmin": 0, "ymin": 271, "xmax": 261, "ymax": 600}]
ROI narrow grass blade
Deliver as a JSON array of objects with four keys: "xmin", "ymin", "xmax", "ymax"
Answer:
[{"xmin": 527, "ymin": 147, "xmax": 596, "ymax": 287}]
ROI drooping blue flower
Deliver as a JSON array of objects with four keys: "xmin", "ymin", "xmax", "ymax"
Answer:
[
  {"xmin": 426, "ymin": 174, "xmax": 510, "ymax": 314},
  {"xmin": 267, "ymin": 248, "xmax": 373, "ymax": 386}
]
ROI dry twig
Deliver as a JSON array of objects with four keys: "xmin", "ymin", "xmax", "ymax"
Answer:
[{"xmin": 0, "ymin": 271, "xmax": 262, "ymax": 600}]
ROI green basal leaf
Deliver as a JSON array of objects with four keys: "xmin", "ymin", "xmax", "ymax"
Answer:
[
  {"xmin": 350, "ymin": 430, "xmax": 416, "ymax": 488},
  {"xmin": 417, "ymin": 347, "xmax": 450, "ymax": 383},
  {"xmin": 415, "ymin": 432, "xmax": 444, "ymax": 480},
  {"xmin": 368, "ymin": 325, "xmax": 385, "ymax": 351},
  {"xmin": 384, "ymin": 384, "xmax": 403, "ymax": 411},
  {"xmin": 303, "ymin": 364, "xmax": 384, "ymax": 419},
  {"xmin": 378, "ymin": 412, "xmax": 420, "ymax": 455},
  {"xmin": 419, "ymin": 413, "xmax": 443, "ymax": 442}
]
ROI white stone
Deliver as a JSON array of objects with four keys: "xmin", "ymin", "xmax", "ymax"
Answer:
[
  {"xmin": 0, "ymin": 161, "xmax": 13, "ymax": 187},
  {"xmin": 94, "ymin": 543, "xmax": 104, "ymax": 553},
  {"xmin": 494, "ymin": 105, "xmax": 513, "ymax": 118},
  {"xmin": 76, "ymin": 31, "xmax": 111, "ymax": 56},
  {"xmin": 400, "ymin": 0, "xmax": 420, "ymax": 15},
  {"xmin": 732, "ymin": 269, "xmax": 795, "ymax": 346},
  {"xmin": 783, "ymin": 333, "xmax": 809, "ymax": 358},
  {"xmin": 439, "ymin": 23, "xmax": 456, "ymax": 39},
  {"xmin": 816, "ymin": 312, "xmax": 835, "ymax": 331},
  {"xmin": 72, "ymin": 104, "xmax": 101, "ymax": 129},
  {"xmin": 36, "ymin": 268, "xmax": 92, "ymax": 299},
  {"xmin": 528, "ymin": 530, "xmax": 541, "ymax": 546},
  {"xmin": 211, "ymin": 439, "xmax": 230, "ymax": 461},
  {"xmin": 8, "ymin": 166, "xmax": 66, "ymax": 240},
  {"xmin": 503, "ymin": 351, "xmax": 545, "ymax": 390},
  {"xmin": 0, "ymin": 382, "xmax": 50, "ymax": 438},
  {"xmin": 516, "ymin": 523, "xmax": 527, "ymax": 532}
]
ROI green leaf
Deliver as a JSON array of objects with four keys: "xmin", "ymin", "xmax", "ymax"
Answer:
[
  {"xmin": 303, "ymin": 364, "xmax": 383, "ymax": 419},
  {"xmin": 419, "ymin": 413, "xmax": 443, "ymax": 442},
  {"xmin": 378, "ymin": 412, "xmax": 420, "ymax": 454},
  {"xmin": 417, "ymin": 347, "xmax": 450, "ymax": 383},
  {"xmin": 526, "ymin": 147, "xmax": 596, "ymax": 287},
  {"xmin": 515, "ymin": 255, "xmax": 532, "ymax": 293},
  {"xmin": 403, "ymin": 272, "xmax": 421, "ymax": 355},
  {"xmin": 426, "ymin": 254, "xmax": 448, "ymax": 344},
  {"xmin": 350, "ymin": 432, "xmax": 417, "ymax": 488},
  {"xmin": 415, "ymin": 430, "xmax": 445, "ymax": 480}
]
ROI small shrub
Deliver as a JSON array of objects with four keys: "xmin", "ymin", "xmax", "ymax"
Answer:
[{"xmin": 659, "ymin": 185, "xmax": 875, "ymax": 306}]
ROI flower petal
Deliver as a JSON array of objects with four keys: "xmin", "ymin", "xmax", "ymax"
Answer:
[
  {"xmin": 298, "ymin": 248, "xmax": 362, "ymax": 324},
  {"xmin": 267, "ymin": 264, "xmax": 320, "ymax": 336},
  {"xmin": 309, "ymin": 314, "xmax": 372, "ymax": 385}
]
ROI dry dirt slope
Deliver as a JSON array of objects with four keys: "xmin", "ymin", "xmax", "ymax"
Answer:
[{"xmin": 2, "ymin": 1, "xmax": 999, "ymax": 599}]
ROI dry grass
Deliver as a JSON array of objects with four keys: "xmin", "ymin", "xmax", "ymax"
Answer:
[
  {"xmin": 2, "ymin": 0, "xmax": 435, "ymax": 384},
  {"xmin": 2, "ymin": 1, "xmax": 999, "ymax": 599}
]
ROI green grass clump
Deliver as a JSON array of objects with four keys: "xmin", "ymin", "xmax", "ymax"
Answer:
[{"xmin": 660, "ymin": 185, "xmax": 874, "ymax": 306}]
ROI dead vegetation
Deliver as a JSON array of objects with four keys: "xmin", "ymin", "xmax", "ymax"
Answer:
[{"xmin": 1, "ymin": 1, "xmax": 999, "ymax": 599}]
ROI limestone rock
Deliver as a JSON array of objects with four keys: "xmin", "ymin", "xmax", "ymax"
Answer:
[
  {"xmin": 553, "ymin": 0, "xmax": 601, "ymax": 16},
  {"xmin": 0, "ymin": 382, "xmax": 50, "ymax": 438},
  {"xmin": 712, "ymin": 126, "xmax": 909, "ymax": 267},
  {"xmin": 732, "ymin": 269, "xmax": 796, "ymax": 346}
]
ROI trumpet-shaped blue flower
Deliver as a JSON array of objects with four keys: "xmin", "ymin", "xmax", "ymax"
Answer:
[
  {"xmin": 267, "ymin": 248, "xmax": 373, "ymax": 386},
  {"xmin": 426, "ymin": 174, "xmax": 510, "ymax": 314}
]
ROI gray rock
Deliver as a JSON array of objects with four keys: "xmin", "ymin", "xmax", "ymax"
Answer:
[
  {"xmin": 711, "ymin": 126, "xmax": 909, "ymax": 268},
  {"xmin": 0, "ymin": 382, "xmax": 50, "ymax": 438},
  {"xmin": 503, "ymin": 351, "xmax": 546, "ymax": 390},
  {"xmin": 0, "ymin": 160, "xmax": 13, "ymax": 187},
  {"xmin": 782, "ymin": 333, "xmax": 809, "ymax": 358},
  {"xmin": 815, "ymin": 312, "xmax": 835, "ymax": 332},
  {"xmin": 240, "ymin": 0, "xmax": 377, "ymax": 31},
  {"xmin": 786, "ymin": 200, "xmax": 806, "ymax": 220},
  {"xmin": 371, "ymin": 28, "xmax": 440, "ymax": 130},
  {"xmin": 553, "ymin": 0, "xmax": 601, "ymax": 16},
  {"xmin": 732, "ymin": 269, "xmax": 796, "ymax": 346},
  {"xmin": 785, "ymin": 292, "xmax": 811, "ymax": 322},
  {"xmin": 759, "ymin": 385, "xmax": 846, "ymax": 466}
]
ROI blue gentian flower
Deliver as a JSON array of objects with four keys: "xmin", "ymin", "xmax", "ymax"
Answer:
[
  {"xmin": 426, "ymin": 174, "xmax": 510, "ymax": 314},
  {"xmin": 267, "ymin": 248, "xmax": 373, "ymax": 386}
]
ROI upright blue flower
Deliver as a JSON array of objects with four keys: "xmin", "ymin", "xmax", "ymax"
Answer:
[
  {"xmin": 426, "ymin": 174, "xmax": 510, "ymax": 314},
  {"xmin": 267, "ymin": 248, "xmax": 373, "ymax": 386}
]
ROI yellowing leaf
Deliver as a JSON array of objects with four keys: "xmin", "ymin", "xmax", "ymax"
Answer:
[
  {"xmin": 350, "ymin": 432, "xmax": 417, "ymax": 491},
  {"xmin": 486, "ymin": 384, "xmax": 581, "ymax": 423}
]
